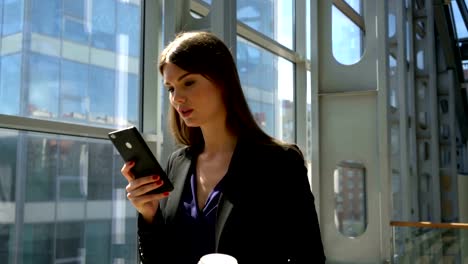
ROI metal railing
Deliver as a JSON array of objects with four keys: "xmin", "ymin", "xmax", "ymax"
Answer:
[{"xmin": 390, "ymin": 221, "xmax": 468, "ymax": 263}]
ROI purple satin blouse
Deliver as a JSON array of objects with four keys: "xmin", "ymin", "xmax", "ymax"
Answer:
[{"xmin": 181, "ymin": 170, "xmax": 225, "ymax": 262}]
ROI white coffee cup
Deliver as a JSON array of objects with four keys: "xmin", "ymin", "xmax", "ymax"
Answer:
[{"xmin": 198, "ymin": 253, "xmax": 238, "ymax": 264}]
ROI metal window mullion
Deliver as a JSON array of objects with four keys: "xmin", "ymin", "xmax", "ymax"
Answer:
[
  {"xmin": 160, "ymin": 0, "xmax": 191, "ymax": 164},
  {"xmin": 332, "ymin": 0, "xmax": 365, "ymax": 32},
  {"xmin": 142, "ymin": 0, "xmax": 164, "ymax": 161},
  {"xmin": 190, "ymin": 0, "xmax": 300, "ymax": 63},
  {"xmin": 413, "ymin": 1, "xmax": 441, "ymax": 222},
  {"xmin": 406, "ymin": 0, "xmax": 420, "ymax": 222},
  {"xmin": 376, "ymin": 1, "xmax": 392, "ymax": 262},
  {"xmin": 435, "ymin": 36, "xmax": 459, "ymax": 221},
  {"xmin": 210, "ymin": 0, "xmax": 236, "ymax": 55},
  {"xmin": 309, "ymin": 0, "xmax": 321, "ymax": 215},
  {"xmin": 14, "ymin": 131, "xmax": 28, "ymax": 264},
  {"xmin": 387, "ymin": 0, "xmax": 400, "ymax": 225},
  {"xmin": 237, "ymin": 24, "xmax": 299, "ymax": 63},
  {"xmin": 413, "ymin": 6, "xmax": 428, "ymax": 222},
  {"xmin": 448, "ymin": 69, "xmax": 459, "ymax": 220},
  {"xmin": 426, "ymin": 0, "xmax": 441, "ymax": 222},
  {"xmin": 456, "ymin": 0, "xmax": 468, "ymax": 30},
  {"xmin": 396, "ymin": 0, "xmax": 412, "ymax": 222},
  {"xmin": 295, "ymin": 0, "xmax": 307, "ymax": 152},
  {"xmin": 13, "ymin": 0, "xmax": 33, "ymax": 261},
  {"xmin": 0, "ymin": 114, "xmax": 113, "ymax": 139}
]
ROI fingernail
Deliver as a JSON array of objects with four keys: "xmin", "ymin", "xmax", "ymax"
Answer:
[
  {"xmin": 152, "ymin": 175, "xmax": 159, "ymax": 180},
  {"xmin": 156, "ymin": 179, "xmax": 163, "ymax": 185},
  {"xmin": 164, "ymin": 192, "xmax": 169, "ymax": 196}
]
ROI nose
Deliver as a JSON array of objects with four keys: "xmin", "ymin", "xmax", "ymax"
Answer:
[{"xmin": 170, "ymin": 89, "xmax": 186, "ymax": 105}]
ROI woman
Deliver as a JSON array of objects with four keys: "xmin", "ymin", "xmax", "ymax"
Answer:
[{"xmin": 121, "ymin": 31, "xmax": 326, "ymax": 263}]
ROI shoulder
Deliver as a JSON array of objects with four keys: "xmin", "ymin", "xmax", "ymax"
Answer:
[
  {"xmin": 165, "ymin": 145, "xmax": 190, "ymax": 168},
  {"xmin": 248, "ymin": 139, "xmax": 305, "ymax": 164},
  {"xmin": 279, "ymin": 142, "xmax": 304, "ymax": 158},
  {"xmin": 169, "ymin": 145, "xmax": 190, "ymax": 158},
  {"xmin": 258, "ymin": 139, "xmax": 303, "ymax": 155}
]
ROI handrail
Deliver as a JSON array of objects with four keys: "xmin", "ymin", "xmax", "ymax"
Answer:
[{"xmin": 390, "ymin": 221, "xmax": 468, "ymax": 230}]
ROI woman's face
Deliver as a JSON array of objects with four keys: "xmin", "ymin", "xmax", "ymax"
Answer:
[{"xmin": 163, "ymin": 62, "xmax": 227, "ymax": 128}]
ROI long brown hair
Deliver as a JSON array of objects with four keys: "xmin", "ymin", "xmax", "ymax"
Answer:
[{"xmin": 159, "ymin": 31, "xmax": 275, "ymax": 151}]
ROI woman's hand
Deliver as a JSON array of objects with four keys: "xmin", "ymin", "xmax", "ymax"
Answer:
[{"xmin": 121, "ymin": 161, "xmax": 170, "ymax": 223}]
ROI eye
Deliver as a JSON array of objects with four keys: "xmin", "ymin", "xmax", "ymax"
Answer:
[
  {"xmin": 166, "ymin": 87, "xmax": 174, "ymax": 93},
  {"xmin": 184, "ymin": 80, "xmax": 195, "ymax": 86}
]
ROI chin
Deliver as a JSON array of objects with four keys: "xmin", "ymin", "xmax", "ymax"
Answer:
[{"xmin": 183, "ymin": 120, "xmax": 199, "ymax": 127}]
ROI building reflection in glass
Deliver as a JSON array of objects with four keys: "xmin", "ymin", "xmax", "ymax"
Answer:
[
  {"xmin": 0, "ymin": 128, "xmax": 137, "ymax": 263},
  {"xmin": 334, "ymin": 160, "xmax": 367, "ymax": 238}
]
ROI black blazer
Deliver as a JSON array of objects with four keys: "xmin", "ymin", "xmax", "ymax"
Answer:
[{"xmin": 137, "ymin": 138, "xmax": 326, "ymax": 264}]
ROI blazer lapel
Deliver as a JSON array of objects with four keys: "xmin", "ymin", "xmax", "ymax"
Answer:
[
  {"xmin": 215, "ymin": 193, "xmax": 233, "ymax": 251},
  {"xmin": 163, "ymin": 152, "xmax": 192, "ymax": 222},
  {"xmin": 214, "ymin": 139, "xmax": 249, "ymax": 251}
]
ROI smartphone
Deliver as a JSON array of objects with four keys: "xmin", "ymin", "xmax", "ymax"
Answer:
[{"xmin": 108, "ymin": 126, "xmax": 174, "ymax": 194}]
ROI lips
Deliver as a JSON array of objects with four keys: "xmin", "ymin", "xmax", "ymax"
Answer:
[{"xmin": 178, "ymin": 108, "xmax": 193, "ymax": 118}]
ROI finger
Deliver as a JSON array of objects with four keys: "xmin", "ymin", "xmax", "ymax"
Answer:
[
  {"xmin": 128, "ymin": 190, "xmax": 170, "ymax": 205},
  {"xmin": 121, "ymin": 161, "xmax": 136, "ymax": 182},
  {"xmin": 127, "ymin": 178, "xmax": 164, "ymax": 197},
  {"xmin": 126, "ymin": 175, "xmax": 160, "ymax": 193}
]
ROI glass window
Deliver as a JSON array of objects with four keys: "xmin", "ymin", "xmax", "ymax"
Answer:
[
  {"xmin": 237, "ymin": 0, "xmax": 294, "ymax": 49},
  {"xmin": 61, "ymin": 60, "xmax": 88, "ymax": 121},
  {"xmin": 389, "ymin": 55, "xmax": 398, "ymax": 108},
  {"xmin": 248, "ymin": 100, "xmax": 275, "ymax": 137},
  {"xmin": 25, "ymin": 134, "xmax": 58, "ymax": 201},
  {"xmin": 1, "ymin": 0, "xmax": 142, "ymax": 125},
  {"xmin": 306, "ymin": 71, "xmax": 312, "ymax": 161},
  {"xmin": 62, "ymin": 0, "xmax": 89, "ymax": 44},
  {"xmin": 85, "ymin": 221, "xmax": 111, "ymax": 264},
  {"xmin": 89, "ymin": 65, "xmax": 115, "ymax": 124},
  {"xmin": 22, "ymin": 223, "xmax": 54, "ymax": 263},
  {"xmin": 388, "ymin": 0, "xmax": 396, "ymax": 38},
  {"xmin": 1, "ymin": 128, "xmax": 138, "ymax": 263},
  {"xmin": 0, "ymin": 1, "xmax": 143, "ymax": 262},
  {"xmin": 0, "ymin": 53, "xmax": 21, "ymax": 115},
  {"xmin": 0, "ymin": 130, "xmax": 16, "ymax": 203},
  {"xmin": 2, "ymin": 0, "xmax": 23, "ymax": 36},
  {"xmin": 332, "ymin": 3, "xmax": 364, "ymax": 65},
  {"xmin": 31, "ymin": 0, "xmax": 61, "ymax": 37},
  {"xmin": 84, "ymin": 219, "xmax": 139, "ymax": 263},
  {"xmin": 88, "ymin": 142, "xmax": 121, "ymax": 200},
  {"xmin": 91, "ymin": 0, "xmax": 116, "ymax": 51},
  {"xmin": 0, "ymin": 1, "xmax": 3, "ymax": 36},
  {"xmin": 57, "ymin": 140, "xmax": 89, "ymax": 200},
  {"xmin": 345, "ymin": 0, "xmax": 362, "ymax": 14},
  {"xmin": 117, "ymin": 1, "xmax": 141, "ymax": 56},
  {"xmin": 63, "ymin": 18, "xmax": 89, "ymax": 44},
  {"xmin": 237, "ymin": 37, "xmax": 295, "ymax": 143},
  {"xmin": 63, "ymin": 0, "xmax": 85, "ymax": 19},
  {"xmin": 56, "ymin": 222, "xmax": 85, "ymax": 261},
  {"xmin": 3, "ymin": 53, "xmax": 140, "ymax": 128},
  {"xmin": 306, "ymin": 0, "xmax": 311, "ymax": 60},
  {"xmin": 452, "ymin": 1, "xmax": 468, "ymax": 38},
  {"xmin": 28, "ymin": 53, "xmax": 60, "ymax": 119},
  {"xmin": 278, "ymin": 60, "xmax": 295, "ymax": 143},
  {"xmin": 119, "ymin": 72, "xmax": 139, "ymax": 127},
  {"xmin": 334, "ymin": 160, "xmax": 367, "ymax": 238}
]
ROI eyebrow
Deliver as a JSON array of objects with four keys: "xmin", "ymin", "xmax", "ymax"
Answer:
[
  {"xmin": 177, "ymin": 72, "xmax": 191, "ymax": 81},
  {"xmin": 164, "ymin": 72, "xmax": 191, "ymax": 86}
]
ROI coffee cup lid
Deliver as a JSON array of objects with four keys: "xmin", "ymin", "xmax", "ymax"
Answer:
[{"xmin": 198, "ymin": 253, "xmax": 238, "ymax": 264}]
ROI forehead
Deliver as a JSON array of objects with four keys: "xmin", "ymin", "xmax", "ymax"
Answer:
[{"xmin": 162, "ymin": 63, "xmax": 188, "ymax": 81}]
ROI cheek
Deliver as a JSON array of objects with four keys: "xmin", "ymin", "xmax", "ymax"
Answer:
[
  {"xmin": 168, "ymin": 94, "xmax": 175, "ymax": 106},
  {"xmin": 212, "ymin": 94, "xmax": 226, "ymax": 113}
]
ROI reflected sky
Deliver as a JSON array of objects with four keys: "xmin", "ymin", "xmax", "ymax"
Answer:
[{"xmin": 452, "ymin": 1, "xmax": 468, "ymax": 38}]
